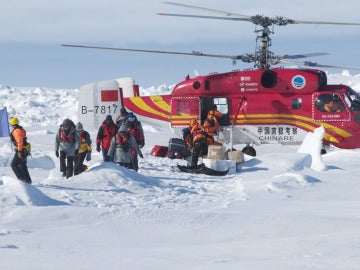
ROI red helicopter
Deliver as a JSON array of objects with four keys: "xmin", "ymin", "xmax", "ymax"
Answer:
[{"xmin": 63, "ymin": 2, "xmax": 360, "ymax": 156}]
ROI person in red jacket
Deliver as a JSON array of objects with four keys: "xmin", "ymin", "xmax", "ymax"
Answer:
[
  {"xmin": 96, "ymin": 115, "xmax": 118, "ymax": 161},
  {"xmin": 125, "ymin": 113, "xmax": 144, "ymax": 171},
  {"xmin": 9, "ymin": 117, "xmax": 32, "ymax": 184}
]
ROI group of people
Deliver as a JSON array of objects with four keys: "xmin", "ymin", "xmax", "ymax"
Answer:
[
  {"xmin": 8, "ymin": 108, "xmax": 145, "ymax": 184},
  {"xmin": 55, "ymin": 119, "xmax": 92, "ymax": 178},
  {"xmin": 182, "ymin": 105, "xmax": 223, "ymax": 167},
  {"xmin": 55, "ymin": 108, "xmax": 145, "ymax": 179},
  {"xmin": 10, "ymin": 105, "xmax": 219, "ymax": 183},
  {"xmin": 95, "ymin": 108, "xmax": 144, "ymax": 171}
]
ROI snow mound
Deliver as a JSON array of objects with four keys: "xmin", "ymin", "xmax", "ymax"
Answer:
[
  {"xmin": 27, "ymin": 155, "xmax": 55, "ymax": 170},
  {"xmin": 323, "ymin": 150, "xmax": 360, "ymax": 167},
  {"xmin": 257, "ymin": 153, "xmax": 312, "ymax": 171},
  {"xmin": 82, "ymin": 162, "xmax": 162, "ymax": 187},
  {"xmin": 267, "ymin": 172, "xmax": 321, "ymax": 193},
  {"xmin": 0, "ymin": 176, "xmax": 67, "ymax": 206}
]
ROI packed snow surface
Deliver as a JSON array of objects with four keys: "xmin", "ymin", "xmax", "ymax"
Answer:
[{"xmin": 1, "ymin": 71, "xmax": 360, "ymax": 269}]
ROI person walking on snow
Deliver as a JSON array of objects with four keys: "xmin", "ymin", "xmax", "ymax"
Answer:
[
  {"xmin": 107, "ymin": 125, "xmax": 143, "ymax": 170},
  {"xmin": 125, "ymin": 113, "xmax": 144, "ymax": 171},
  {"xmin": 74, "ymin": 122, "xmax": 92, "ymax": 175},
  {"xmin": 190, "ymin": 121, "xmax": 208, "ymax": 167},
  {"xmin": 115, "ymin": 107, "xmax": 128, "ymax": 125},
  {"xmin": 55, "ymin": 119, "xmax": 80, "ymax": 178},
  {"xmin": 9, "ymin": 117, "xmax": 32, "ymax": 184},
  {"xmin": 96, "ymin": 115, "xmax": 118, "ymax": 161}
]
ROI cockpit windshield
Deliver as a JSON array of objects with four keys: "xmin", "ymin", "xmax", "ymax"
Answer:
[{"xmin": 344, "ymin": 89, "xmax": 360, "ymax": 111}]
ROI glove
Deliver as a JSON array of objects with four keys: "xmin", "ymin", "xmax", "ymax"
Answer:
[
  {"xmin": 55, "ymin": 151, "xmax": 59, "ymax": 158},
  {"xmin": 18, "ymin": 151, "xmax": 23, "ymax": 159},
  {"xmin": 139, "ymin": 140, "xmax": 145, "ymax": 148},
  {"xmin": 74, "ymin": 149, "xmax": 79, "ymax": 156},
  {"xmin": 139, "ymin": 153, "xmax": 144, "ymax": 159},
  {"xmin": 96, "ymin": 144, "xmax": 101, "ymax": 152},
  {"xmin": 86, "ymin": 152, "xmax": 91, "ymax": 161}
]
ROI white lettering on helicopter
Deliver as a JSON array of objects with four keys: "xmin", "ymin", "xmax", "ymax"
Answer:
[
  {"xmin": 257, "ymin": 126, "xmax": 298, "ymax": 142},
  {"xmin": 260, "ymin": 135, "xmax": 295, "ymax": 142},
  {"xmin": 239, "ymin": 82, "xmax": 258, "ymax": 92},
  {"xmin": 321, "ymin": 114, "xmax": 341, "ymax": 119},
  {"xmin": 240, "ymin": 76, "xmax": 251, "ymax": 81}
]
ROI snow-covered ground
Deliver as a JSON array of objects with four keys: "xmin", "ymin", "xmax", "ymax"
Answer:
[{"xmin": 1, "ymin": 71, "xmax": 360, "ymax": 270}]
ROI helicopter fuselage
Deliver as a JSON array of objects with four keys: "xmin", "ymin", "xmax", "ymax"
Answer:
[{"xmin": 122, "ymin": 68, "xmax": 360, "ymax": 149}]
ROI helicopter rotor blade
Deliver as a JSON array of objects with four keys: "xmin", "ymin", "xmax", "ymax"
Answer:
[
  {"xmin": 61, "ymin": 44, "xmax": 253, "ymax": 61},
  {"xmin": 278, "ymin": 52, "xmax": 329, "ymax": 60},
  {"xmin": 291, "ymin": 19, "xmax": 360, "ymax": 26},
  {"xmin": 157, "ymin": 13, "xmax": 252, "ymax": 22},
  {"xmin": 161, "ymin": 2, "xmax": 360, "ymax": 27},
  {"xmin": 158, "ymin": 12, "xmax": 360, "ymax": 27},
  {"xmin": 280, "ymin": 60, "xmax": 360, "ymax": 71},
  {"xmin": 162, "ymin": 2, "xmax": 250, "ymax": 18}
]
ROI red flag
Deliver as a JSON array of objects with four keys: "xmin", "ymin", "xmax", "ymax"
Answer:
[{"xmin": 101, "ymin": 90, "xmax": 118, "ymax": 102}]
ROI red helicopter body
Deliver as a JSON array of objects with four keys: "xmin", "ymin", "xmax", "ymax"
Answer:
[
  {"xmin": 68, "ymin": 2, "xmax": 360, "ymax": 152},
  {"xmin": 122, "ymin": 68, "xmax": 360, "ymax": 149}
]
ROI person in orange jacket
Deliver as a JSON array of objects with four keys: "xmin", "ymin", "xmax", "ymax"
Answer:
[
  {"xmin": 203, "ymin": 105, "xmax": 222, "ymax": 136},
  {"xmin": 190, "ymin": 123, "xmax": 208, "ymax": 167},
  {"xmin": 9, "ymin": 117, "xmax": 32, "ymax": 184},
  {"xmin": 182, "ymin": 118, "xmax": 198, "ymax": 154}
]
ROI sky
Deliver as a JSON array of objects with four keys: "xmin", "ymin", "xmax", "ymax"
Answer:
[
  {"xmin": 1, "ymin": 0, "xmax": 360, "ymax": 88},
  {"xmin": 1, "ymin": 73, "xmax": 360, "ymax": 269}
]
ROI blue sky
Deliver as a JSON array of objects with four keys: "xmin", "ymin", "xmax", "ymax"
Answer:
[{"xmin": 1, "ymin": 0, "xmax": 360, "ymax": 88}]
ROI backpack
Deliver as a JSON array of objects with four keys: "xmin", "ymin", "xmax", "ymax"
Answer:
[
  {"xmin": 23, "ymin": 141, "xmax": 31, "ymax": 157},
  {"xmin": 116, "ymin": 132, "xmax": 130, "ymax": 152}
]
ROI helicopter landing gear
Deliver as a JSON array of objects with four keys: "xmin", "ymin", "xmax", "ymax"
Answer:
[
  {"xmin": 242, "ymin": 144, "xmax": 256, "ymax": 157},
  {"xmin": 321, "ymin": 143, "xmax": 331, "ymax": 155}
]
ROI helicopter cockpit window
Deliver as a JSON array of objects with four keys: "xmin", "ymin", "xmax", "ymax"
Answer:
[
  {"xmin": 213, "ymin": 98, "xmax": 228, "ymax": 114},
  {"xmin": 345, "ymin": 89, "xmax": 360, "ymax": 111},
  {"xmin": 315, "ymin": 94, "xmax": 345, "ymax": 113}
]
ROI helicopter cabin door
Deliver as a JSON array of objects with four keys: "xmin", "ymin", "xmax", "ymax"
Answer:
[
  {"xmin": 313, "ymin": 93, "xmax": 351, "ymax": 122},
  {"xmin": 170, "ymin": 97, "xmax": 200, "ymax": 128},
  {"xmin": 200, "ymin": 97, "xmax": 230, "ymax": 126}
]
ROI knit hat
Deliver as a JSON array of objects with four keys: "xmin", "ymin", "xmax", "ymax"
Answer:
[
  {"xmin": 76, "ymin": 122, "xmax": 83, "ymax": 130},
  {"xmin": 120, "ymin": 108, "xmax": 128, "ymax": 117},
  {"xmin": 62, "ymin": 119, "xmax": 72, "ymax": 126},
  {"xmin": 128, "ymin": 113, "xmax": 136, "ymax": 121}
]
